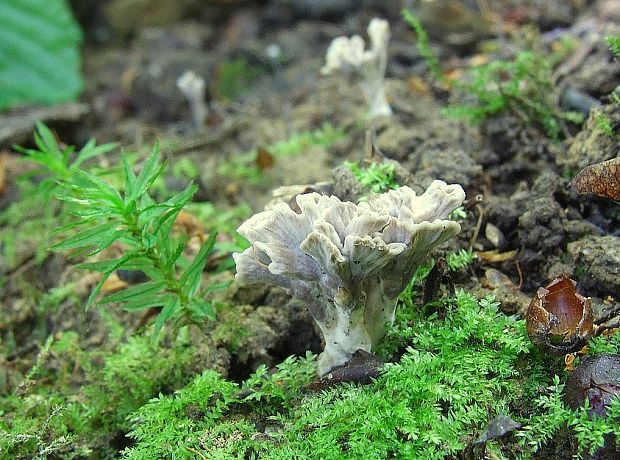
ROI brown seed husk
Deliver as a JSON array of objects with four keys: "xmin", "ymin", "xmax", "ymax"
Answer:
[{"xmin": 571, "ymin": 157, "xmax": 620, "ymax": 202}]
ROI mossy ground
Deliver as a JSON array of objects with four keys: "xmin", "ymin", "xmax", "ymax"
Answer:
[
  {"xmin": 2, "ymin": 3, "xmax": 620, "ymax": 459},
  {"xmin": 3, "ymin": 260, "xmax": 617, "ymax": 459}
]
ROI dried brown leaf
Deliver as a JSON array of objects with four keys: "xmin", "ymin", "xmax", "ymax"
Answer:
[
  {"xmin": 475, "ymin": 249, "xmax": 518, "ymax": 263},
  {"xmin": 101, "ymin": 272, "xmax": 128, "ymax": 294},
  {"xmin": 255, "ymin": 146, "xmax": 274, "ymax": 171},
  {"xmin": 571, "ymin": 157, "xmax": 620, "ymax": 202},
  {"xmin": 0, "ymin": 152, "xmax": 8, "ymax": 196}
]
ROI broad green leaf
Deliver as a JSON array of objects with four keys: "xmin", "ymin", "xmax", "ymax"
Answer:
[
  {"xmin": 99, "ymin": 281, "xmax": 165, "ymax": 304},
  {"xmin": 0, "ymin": 0, "xmax": 83, "ymax": 109},
  {"xmin": 51, "ymin": 222, "xmax": 117, "ymax": 250},
  {"xmin": 179, "ymin": 232, "xmax": 217, "ymax": 298}
]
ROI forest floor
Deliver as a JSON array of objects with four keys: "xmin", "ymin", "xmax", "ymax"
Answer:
[{"xmin": 1, "ymin": 1, "xmax": 620, "ymax": 459}]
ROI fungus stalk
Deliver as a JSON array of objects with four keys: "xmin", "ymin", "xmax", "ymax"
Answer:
[
  {"xmin": 177, "ymin": 70, "xmax": 207, "ymax": 129},
  {"xmin": 233, "ymin": 181, "xmax": 465, "ymax": 375},
  {"xmin": 321, "ymin": 18, "xmax": 392, "ymax": 118}
]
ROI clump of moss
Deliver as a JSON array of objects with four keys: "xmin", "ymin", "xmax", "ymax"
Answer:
[
  {"xmin": 343, "ymin": 160, "xmax": 400, "ymax": 195},
  {"xmin": 0, "ymin": 332, "xmax": 203, "ymax": 459},
  {"xmin": 122, "ymin": 289, "xmax": 533, "ymax": 459},
  {"xmin": 120, "ymin": 269, "xmax": 620, "ymax": 460},
  {"xmin": 123, "ymin": 354, "xmax": 316, "ymax": 459}
]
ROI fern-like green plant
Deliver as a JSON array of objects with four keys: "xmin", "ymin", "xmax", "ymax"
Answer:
[
  {"xmin": 18, "ymin": 123, "xmax": 225, "ymax": 338},
  {"xmin": 402, "ymin": 9, "xmax": 578, "ymax": 140}
]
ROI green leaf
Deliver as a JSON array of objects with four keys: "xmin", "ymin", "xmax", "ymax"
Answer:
[
  {"xmin": 167, "ymin": 240, "xmax": 186, "ymax": 270},
  {"xmin": 33, "ymin": 121, "xmax": 63, "ymax": 158},
  {"xmin": 76, "ymin": 258, "xmax": 127, "ymax": 273},
  {"xmin": 163, "ymin": 183, "xmax": 197, "ymax": 208},
  {"xmin": 122, "ymin": 155, "xmax": 137, "ymax": 200},
  {"xmin": 51, "ymin": 222, "xmax": 117, "ymax": 250},
  {"xmin": 72, "ymin": 170, "xmax": 124, "ymax": 209},
  {"xmin": 51, "ymin": 218, "xmax": 93, "ymax": 235},
  {"xmin": 83, "ymin": 253, "xmax": 136, "ymax": 309},
  {"xmin": 203, "ymin": 280, "xmax": 232, "ymax": 293},
  {"xmin": 152, "ymin": 297, "xmax": 179, "ymax": 341},
  {"xmin": 152, "ymin": 206, "xmax": 183, "ymax": 237},
  {"xmin": 0, "ymin": 0, "xmax": 83, "ymax": 110},
  {"xmin": 93, "ymin": 229, "xmax": 126, "ymax": 254},
  {"xmin": 122, "ymin": 294, "xmax": 171, "ymax": 311},
  {"xmin": 73, "ymin": 139, "xmax": 118, "ymax": 169},
  {"xmin": 130, "ymin": 143, "xmax": 165, "ymax": 202},
  {"xmin": 137, "ymin": 203, "xmax": 172, "ymax": 227},
  {"xmin": 186, "ymin": 299, "xmax": 215, "ymax": 320},
  {"xmin": 85, "ymin": 272, "xmax": 111, "ymax": 310},
  {"xmin": 99, "ymin": 281, "xmax": 165, "ymax": 305},
  {"xmin": 179, "ymin": 232, "xmax": 217, "ymax": 298},
  {"xmin": 112, "ymin": 257, "xmax": 163, "ymax": 281}
]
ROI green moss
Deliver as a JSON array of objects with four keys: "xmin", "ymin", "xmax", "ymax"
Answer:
[
  {"xmin": 403, "ymin": 9, "xmax": 579, "ymax": 141},
  {"xmin": 217, "ymin": 122, "xmax": 346, "ymax": 183},
  {"xmin": 344, "ymin": 160, "xmax": 400, "ymax": 196},
  {"xmin": 122, "ymin": 291, "xmax": 533, "ymax": 459},
  {"xmin": 518, "ymin": 376, "xmax": 620, "ymax": 459},
  {"xmin": 215, "ymin": 58, "xmax": 264, "ymax": 102},
  {"xmin": 0, "ymin": 333, "xmax": 201, "ymax": 459},
  {"xmin": 123, "ymin": 354, "xmax": 316, "ymax": 459}
]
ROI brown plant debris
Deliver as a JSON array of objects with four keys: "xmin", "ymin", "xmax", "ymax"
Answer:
[{"xmin": 571, "ymin": 157, "xmax": 620, "ymax": 202}]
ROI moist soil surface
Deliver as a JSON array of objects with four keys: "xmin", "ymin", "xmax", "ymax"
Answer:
[{"xmin": 1, "ymin": 1, "xmax": 620, "ymax": 459}]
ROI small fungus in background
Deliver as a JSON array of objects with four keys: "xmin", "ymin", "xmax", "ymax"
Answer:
[{"xmin": 321, "ymin": 18, "xmax": 392, "ymax": 118}]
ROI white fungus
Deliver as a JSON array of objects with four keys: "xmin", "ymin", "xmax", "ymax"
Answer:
[
  {"xmin": 233, "ymin": 180, "xmax": 465, "ymax": 375},
  {"xmin": 321, "ymin": 18, "xmax": 392, "ymax": 118}
]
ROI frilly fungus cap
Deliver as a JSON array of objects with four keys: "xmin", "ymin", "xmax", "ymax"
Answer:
[{"xmin": 233, "ymin": 180, "xmax": 465, "ymax": 374}]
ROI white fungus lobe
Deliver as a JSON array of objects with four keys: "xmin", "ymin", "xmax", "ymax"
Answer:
[{"xmin": 233, "ymin": 180, "xmax": 465, "ymax": 375}]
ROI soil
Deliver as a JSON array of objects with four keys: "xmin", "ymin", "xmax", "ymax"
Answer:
[{"xmin": 1, "ymin": 0, "xmax": 620, "ymax": 458}]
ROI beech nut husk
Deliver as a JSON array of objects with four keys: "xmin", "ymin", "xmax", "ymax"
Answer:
[
  {"xmin": 526, "ymin": 275, "xmax": 594, "ymax": 355},
  {"xmin": 564, "ymin": 354, "xmax": 620, "ymax": 460}
]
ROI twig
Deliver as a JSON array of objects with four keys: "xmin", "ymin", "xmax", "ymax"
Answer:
[
  {"xmin": 186, "ymin": 446, "xmax": 207, "ymax": 460},
  {"xmin": 469, "ymin": 204, "xmax": 484, "ymax": 251},
  {"xmin": 515, "ymin": 259, "xmax": 524, "ymax": 290}
]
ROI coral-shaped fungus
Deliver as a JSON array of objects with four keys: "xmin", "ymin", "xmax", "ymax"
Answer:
[
  {"xmin": 321, "ymin": 18, "xmax": 392, "ymax": 118},
  {"xmin": 177, "ymin": 70, "xmax": 207, "ymax": 129},
  {"xmin": 234, "ymin": 181, "xmax": 465, "ymax": 375}
]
